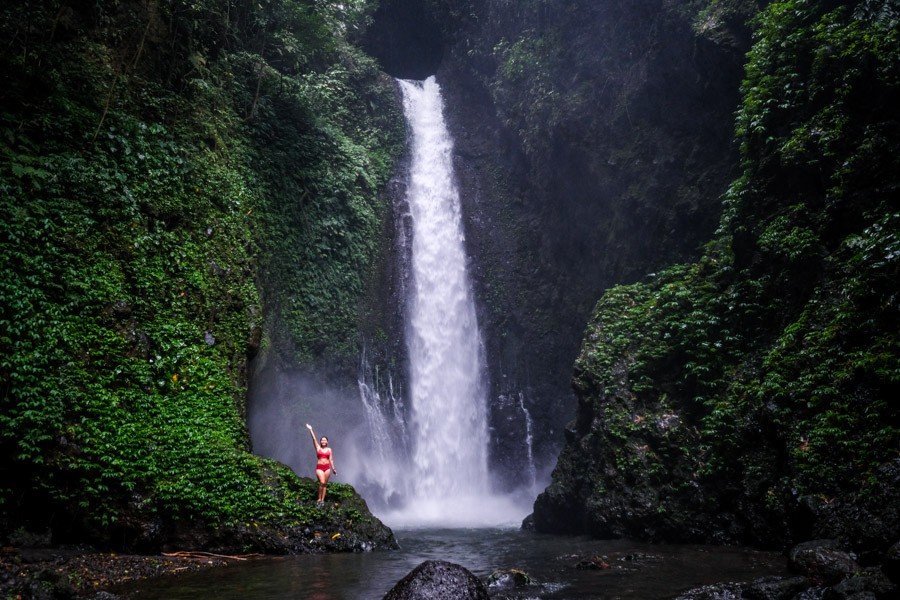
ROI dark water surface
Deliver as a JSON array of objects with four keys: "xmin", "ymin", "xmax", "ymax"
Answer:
[{"xmin": 122, "ymin": 528, "xmax": 787, "ymax": 599}]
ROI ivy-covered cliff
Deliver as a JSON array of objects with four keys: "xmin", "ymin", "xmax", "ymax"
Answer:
[
  {"xmin": 533, "ymin": 0, "xmax": 899, "ymax": 552},
  {"xmin": 0, "ymin": 0, "xmax": 402, "ymax": 551}
]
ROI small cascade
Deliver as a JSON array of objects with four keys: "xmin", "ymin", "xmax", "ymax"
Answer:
[
  {"xmin": 517, "ymin": 392, "xmax": 538, "ymax": 490},
  {"xmin": 357, "ymin": 351, "xmax": 408, "ymax": 505}
]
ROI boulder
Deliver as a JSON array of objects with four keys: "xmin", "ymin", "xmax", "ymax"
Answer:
[
  {"xmin": 789, "ymin": 540, "xmax": 860, "ymax": 585},
  {"xmin": 383, "ymin": 560, "xmax": 489, "ymax": 600},
  {"xmin": 823, "ymin": 568, "xmax": 896, "ymax": 599},
  {"xmin": 676, "ymin": 576, "xmax": 810, "ymax": 600},
  {"xmin": 486, "ymin": 568, "xmax": 532, "ymax": 590},
  {"xmin": 672, "ymin": 582, "xmax": 743, "ymax": 599},
  {"xmin": 23, "ymin": 568, "xmax": 76, "ymax": 600}
]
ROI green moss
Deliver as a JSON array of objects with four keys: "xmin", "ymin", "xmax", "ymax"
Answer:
[
  {"xmin": 250, "ymin": 51, "xmax": 404, "ymax": 365},
  {"xmin": 0, "ymin": 0, "xmax": 400, "ymax": 544}
]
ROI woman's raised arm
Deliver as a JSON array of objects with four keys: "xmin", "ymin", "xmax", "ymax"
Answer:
[{"xmin": 305, "ymin": 423, "xmax": 320, "ymax": 450}]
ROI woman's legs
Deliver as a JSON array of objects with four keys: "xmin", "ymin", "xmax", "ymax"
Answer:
[{"xmin": 315, "ymin": 469, "xmax": 331, "ymax": 503}]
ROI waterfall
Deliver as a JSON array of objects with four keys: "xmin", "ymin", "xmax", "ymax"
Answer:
[
  {"xmin": 400, "ymin": 75, "xmax": 491, "ymax": 511},
  {"xmin": 359, "ymin": 76, "xmax": 528, "ymax": 527}
]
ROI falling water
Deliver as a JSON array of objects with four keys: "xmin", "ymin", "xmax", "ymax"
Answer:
[
  {"xmin": 357, "ymin": 351, "xmax": 408, "ymax": 505},
  {"xmin": 358, "ymin": 76, "xmax": 528, "ymax": 527},
  {"xmin": 517, "ymin": 392, "xmax": 538, "ymax": 490},
  {"xmin": 388, "ymin": 77, "xmax": 491, "ymax": 525}
]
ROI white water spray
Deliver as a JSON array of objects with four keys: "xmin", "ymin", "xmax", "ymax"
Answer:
[
  {"xmin": 357, "ymin": 351, "xmax": 408, "ymax": 505},
  {"xmin": 354, "ymin": 77, "xmax": 528, "ymax": 526},
  {"xmin": 400, "ymin": 75, "xmax": 488, "ymax": 509},
  {"xmin": 373, "ymin": 76, "xmax": 522, "ymax": 527}
]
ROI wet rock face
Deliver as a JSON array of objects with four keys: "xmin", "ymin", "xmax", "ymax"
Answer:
[
  {"xmin": 361, "ymin": 0, "xmax": 444, "ymax": 79},
  {"xmin": 160, "ymin": 515, "xmax": 397, "ymax": 555},
  {"xmin": 383, "ymin": 560, "xmax": 489, "ymax": 600},
  {"xmin": 19, "ymin": 568, "xmax": 77, "ymax": 600},
  {"xmin": 429, "ymin": 0, "xmax": 753, "ymax": 492},
  {"xmin": 884, "ymin": 541, "xmax": 900, "ymax": 583},
  {"xmin": 673, "ymin": 577, "xmax": 814, "ymax": 600},
  {"xmin": 524, "ymin": 0, "xmax": 900, "ymax": 553},
  {"xmin": 807, "ymin": 461, "xmax": 900, "ymax": 553},
  {"xmin": 743, "ymin": 576, "xmax": 812, "ymax": 600},
  {"xmin": 112, "ymin": 484, "xmax": 397, "ymax": 555},
  {"xmin": 673, "ymin": 581, "xmax": 744, "ymax": 600},
  {"xmin": 826, "ymin": 568, "xmax": 896, "ymax": 599},
  {"xmin": 675, "ymin": 539, "xmax": 898, "ymax": 600}
]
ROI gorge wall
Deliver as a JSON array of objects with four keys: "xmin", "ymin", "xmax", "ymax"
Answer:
[
  {"xmin": 366, "ymin": 0, "xmax": 763, "ymax": 491},
  {"xmin": 530, "ymin": 0, "xmax": 899, "ymax": 553},
  {"xmin": 363, "ymin": 0, "xmax": 899, "ymax": 558}
]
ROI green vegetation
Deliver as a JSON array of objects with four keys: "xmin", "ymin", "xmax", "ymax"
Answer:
[
  {"xmin": 0, "ymin": 0, "xmax": 401, "ymax": 547},
  {"xmin": 491, "ymin": 33, "xmax": 564, "ymax": 158},
  {"xmin": 546, "ymin": 0, "xmax": 899, "ymax": 544}
]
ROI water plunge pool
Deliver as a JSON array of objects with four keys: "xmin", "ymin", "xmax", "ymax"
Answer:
[{"xmin": 121, "ymin": 528, "xmax": 787, "ymax": 599}]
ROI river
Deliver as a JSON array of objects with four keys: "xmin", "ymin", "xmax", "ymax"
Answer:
[{"xmin": 122, "ymin": 527, "xmax": 787, "ymax": 599}]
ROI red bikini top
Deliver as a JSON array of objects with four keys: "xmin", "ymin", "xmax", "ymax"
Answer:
[{"xmin": 317, "ymin": 449, "xmax": 330, "ymax": 460}]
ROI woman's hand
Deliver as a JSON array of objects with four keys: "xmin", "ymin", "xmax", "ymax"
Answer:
[{"xmin": 305, "ymin": 423, "xmax": 313, "ymax": 431}]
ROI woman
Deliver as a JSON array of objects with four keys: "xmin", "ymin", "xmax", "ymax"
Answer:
[{"xmin": 306, "ymin": 423, "xmax": 336, "ymax": 507}]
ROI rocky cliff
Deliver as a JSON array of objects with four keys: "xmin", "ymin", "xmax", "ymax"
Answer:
[{"xmin": 532, "ymin": 0, "xmax": 899, "ymax": 554}]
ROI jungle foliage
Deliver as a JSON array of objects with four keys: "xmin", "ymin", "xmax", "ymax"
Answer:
[
  {"xmin": 0, "ymin": 0, "xmax": 402, "ymax": 546},
  {"xmin": 544, "ymin": 0, "xmax": 899, "ymax": 546}
]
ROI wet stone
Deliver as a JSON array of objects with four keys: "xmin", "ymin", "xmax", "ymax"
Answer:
[
  {"xmin": 619, "ymin": 552, "xmax": 661, "ymax": 562},
  {"xmin": 672, "ymin": 581, "xmax": 743, "ymax": 599},
  {"xmin": 574, "ymin": 556, "xmax": 611, "ymax": 570},
  {"xmin": 743, "ymin": 575, "xmax": 810, "ymax": 599},
  {"xmin": 794, "ymin": 588, "xmax": 828, "ymax": 600},
  {"xmin": 383, "ymin": 560, "xmax": 489, "ymax": 600},
  {"xmin": 884, "ymin": 541, "xmax": 900, "ymax": 583},
  {"xmin": 789, "ymin": 540, "xmax": 860, "ymax": 585},
  {"xmin": 486, "ymin": 568, "xmax": 533, "ymax": 590}
]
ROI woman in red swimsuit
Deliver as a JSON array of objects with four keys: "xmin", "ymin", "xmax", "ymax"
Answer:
[{"xmin": 306, "ymin": 423, "xmax": 336, "ymax": 507}]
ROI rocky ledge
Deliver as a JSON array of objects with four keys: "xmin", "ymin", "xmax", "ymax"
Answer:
[
  {"xmin": 155, "ymin": 497, "xmax": 397, "ymax": 556},
  {"xmin": 2, "ymin": 481, "xmax": 396, "ymax": 599},
  {"xmin": 674, "ymin": 539, "xmax": 899, "ymax": 600},
  {"xmin": 1, "ymin": 546, "xmax": 237, "ymax": 600}
]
